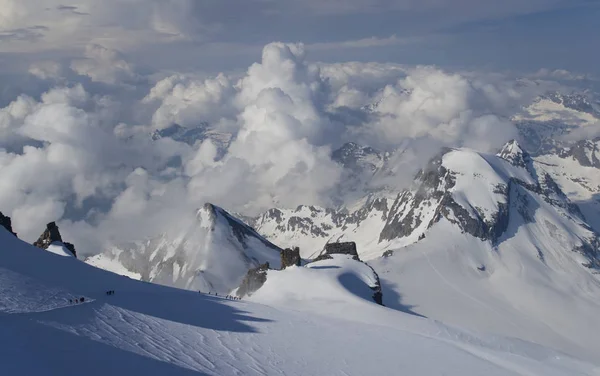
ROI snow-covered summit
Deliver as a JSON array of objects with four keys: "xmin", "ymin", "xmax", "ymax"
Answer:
[
  {"xmin": 497, "ymin": 139, "xmax": 531, "ymax": 168},
  {"xmin": 87, "ymin": 203, "xmax": 281, "ymax": 294}
]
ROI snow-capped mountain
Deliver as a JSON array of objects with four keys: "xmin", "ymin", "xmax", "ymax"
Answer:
[
  {"xmin": 87, "ymin": 203, "xmax": 281, "ymax": 294},
  {"xmin": 254, "ymin": 140, "xmax": 599, "ymax": 269}
]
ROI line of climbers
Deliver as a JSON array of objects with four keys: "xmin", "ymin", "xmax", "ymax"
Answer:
[
  {"xmin": 199, "ymin": 291, "xmax": 241, "ymax": 300},
  {"xmin": 68, "ymin": 297, "xmax": 86, "ymax": 304}
]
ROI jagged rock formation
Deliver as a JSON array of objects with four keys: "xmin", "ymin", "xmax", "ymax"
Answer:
[
  {"xmin": 33, "ymin": 222, "xmax": 76, "ymax": 257},
  {"xmin": 33, "ymin": 222, "xmax": 62, "ymax": 249},
  {"xmin": 237, "ymin": 262, "xmax": 270, "ymax": 298},
  {"xmin": 0, "ymin": 212, "xmax": 16, "ymax": 237},
  {"xmin": 281, "ymin": 247, "xmax": 301, "ymax": 269}
]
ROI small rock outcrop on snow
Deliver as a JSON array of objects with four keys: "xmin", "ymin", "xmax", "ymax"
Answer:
[
  {"xmin": 236, "ymin": 262, "xmax": 270, "ymax": 298},
  {"xmin": 33, "ymin": 222, "xmax": 76, "ymax": 257},
  {"xmin": 281, "ymin": 247, "xmax": 301, "ymax": 269},
  {"xmin": 0, "ymin": 212, "xmax": 16, "ymax": 237}
]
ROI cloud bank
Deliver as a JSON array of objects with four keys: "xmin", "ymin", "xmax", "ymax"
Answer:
[{"xmin": 0, "ymin": 41, "xmax": 589, "ymax": 255}]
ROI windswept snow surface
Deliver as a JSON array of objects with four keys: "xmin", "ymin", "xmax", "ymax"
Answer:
[{"xmin": 2, "ymin": 228, "xmax": 599, "ymax": 376}]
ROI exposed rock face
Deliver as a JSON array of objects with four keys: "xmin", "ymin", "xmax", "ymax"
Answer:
[
  {"xmin": 33, "ymin": 222, "xmax": 76, "ymax": 257},
  {"xmin": 0, "ymin": 212, "xmax": 17, "ymax": 237},
  {"xmin": 64, "ymin": 243, "xmax": 77, "ymax": 257},
  {"xmin": 324, "ymin": 242, "xmax": 359, "ymax": 260},
  {"xmin": 281, "ymin": 247, "xmax": 301, "ymax": 269},
  {"xmin": 559, "ymin": 138, "xmax": 600, "ymax": 168},
  {"xmin": 237, "ymin": 262, "xmax": 270, "ymax": 298},
  {"xmin": 366, "ymin": 263, "xmax": 384, "ymax": 305},
  {"xmin": 33, "ymin": 222, "xmax": 63, "ymax": 249}
]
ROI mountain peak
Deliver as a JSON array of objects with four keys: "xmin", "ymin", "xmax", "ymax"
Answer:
[
  {"xmin": 497, "ymin": 140, "xmax": 530, "ymax": 168},
  {"xmin": 33, "ymin": 222, "xmax": 76, "ymax": 257}
]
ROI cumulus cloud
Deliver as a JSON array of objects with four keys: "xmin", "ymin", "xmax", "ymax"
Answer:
[
  {"xmin": 143, "ymin": 73, "xmax": 235, "ymax": 129},
  {"xmin": 0, "ymin": 41, "xmax": 585, "ymax": 256},
  {"xmin": 71, "ymin": 44, "xmax": 139, "ymax": 85},
  {"xmin": 28, "ymin": 61, "xmax": 65, "ymax": 80},
  {"xmin": 352, "ymin": 66, "xmax": 525, "ymax": 152}
]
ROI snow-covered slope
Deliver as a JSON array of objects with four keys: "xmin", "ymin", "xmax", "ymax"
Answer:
[
  {"xmin": 1, "ymin": 228, "xmax": 599, "ymax": 376},
  {"xmin": 249, "ymin": 254, "xmax": 382, "ymax": 308},
  {"xmin": 248, "ymin": 140, "xmax": 600, "ymax": 362},
  {"xmin": 87, "ymin": 203, "xmax": 281, "ymax": 294},
  {"xmin": 358, "ymin": 140, "xmax": 600, "ymax": 362}
]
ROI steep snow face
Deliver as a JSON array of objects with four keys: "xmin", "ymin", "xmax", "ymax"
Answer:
[
  {"xmin": 2, "ymin": 228, "xmax": 599, "ymax": 376},
  {"xmin": 86, "ymin": 203, "xmax": 281, "ymax": 294}
]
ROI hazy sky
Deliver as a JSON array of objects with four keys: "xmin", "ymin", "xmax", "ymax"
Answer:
[{"xmin": 1, "ymin": 0, "xmax": 599, "ymax": 75}]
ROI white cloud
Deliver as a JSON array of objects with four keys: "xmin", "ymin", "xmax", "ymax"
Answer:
[
  {"xmin": 0, "ymin": 41, "xmax": 587, "ymax": 256},
  {"xmin": 28, "ymin": 61, "xmax": 65, "ymax": 80},
  {"xmin": 71, "ymin": 44, "xmax": 138, "ymax": 85},
  {"xmin": 143, "ymin": 73, "xmax": 235, "ymax": 129}
]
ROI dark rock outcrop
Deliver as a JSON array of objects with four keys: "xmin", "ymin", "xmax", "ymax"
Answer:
[
  {"xmin": 33, "ymin": 222, "xmax": 76, "ymax": 257},
  {"xmin": 237, "ymin": 262, "xmax": 270, "ymax": 298},
  {"xmin": 0, "ymin": 212, "xmax": 17, "ymax": 237},
  {"xmin": 366, "ymin": 263, "xmax": 384, "ymax": 305},
  {"xmin": 281, "ymin": 247, "xmax": 301, "ymax": 269},
  {"xmin": 313, "ymin": 241, "xmax": 360, "ymax": 262},
  {"xmin": 324, "ymin": 242, "xmax": 359, "ymax": 260}
]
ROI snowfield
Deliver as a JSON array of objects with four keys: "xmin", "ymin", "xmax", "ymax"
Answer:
[
  {"xmin": 3, "ymin": 228, "xmax": 600, "ymax": 376},
  {"xmin": 371, "ymin": 219, "xmax": 600, "ymax": 363}
]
